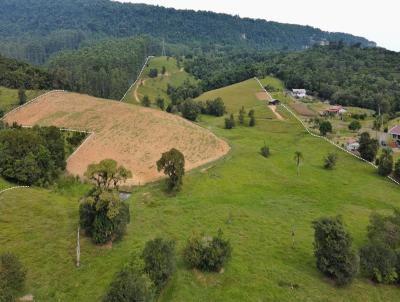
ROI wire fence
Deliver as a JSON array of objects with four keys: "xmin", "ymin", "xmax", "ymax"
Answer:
[
  {"xmin": 120, "ymin": 56, "xmax": 154, "ymax": 102},
  {"xmin": 254, "ymin": 77, "xmax": 400, "ymax": 186}
]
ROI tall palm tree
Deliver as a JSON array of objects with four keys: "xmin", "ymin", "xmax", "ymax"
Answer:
[{"xmin": 294, "ymin": 151, "xmax": 303, "ymax": 176}]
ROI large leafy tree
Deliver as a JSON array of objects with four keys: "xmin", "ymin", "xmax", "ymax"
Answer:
[
  {"xmin": 84, "ymin": 159, "xmax": 132, "ymax": 190},
  {"xmin": 156, "ymin": 148, "xmax": 185, "ymax": 192},
  {"xmin": 378, "ymin": 148, "xmax": 393, "ymax": 176}
]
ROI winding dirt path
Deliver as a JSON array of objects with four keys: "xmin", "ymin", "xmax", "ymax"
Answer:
[
  {"xmin": 134, "ymin": 79, "xmax": 147, "ymax": 103},
  {"xmin": 268, "ymin": 105, "xmax": 284, "ymax": 120}
]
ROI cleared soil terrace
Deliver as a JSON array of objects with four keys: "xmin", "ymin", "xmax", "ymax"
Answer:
[{"xmin": 4, "ymin": 91, "xmax": 230, "ymax": 185}]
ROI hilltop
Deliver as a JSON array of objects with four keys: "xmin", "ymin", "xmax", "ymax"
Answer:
[{"xmin": 0, "ymin": 0, "xmax": 374, "ymax": 64}]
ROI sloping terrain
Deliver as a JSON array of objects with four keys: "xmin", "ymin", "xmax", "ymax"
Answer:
[
  {"xmin": 123, "ymin": 56, "xmax": 198, "ymax": 105},
  {"xmin": 2, "ymin": 78, "xmax": 400, "ymax": 301},
  {"xmin": 3, "ymin": 91, "xmax": 230, "ymax": 184}
]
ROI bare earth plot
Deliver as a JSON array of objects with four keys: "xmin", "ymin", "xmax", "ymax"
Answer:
[{"xmin": 4, "ymin": 91, "xmax": 230, "ymax": 185}]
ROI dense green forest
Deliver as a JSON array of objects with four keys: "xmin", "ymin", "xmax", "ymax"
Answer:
[
  {"xmin": 0, "ymin": 55, "xmax": 53, "ymax": 90},
  {"xmin": 185, "ymin": 45, "xmax": 400, "ymax": 113},
  {"xmin": 0, "ymin": 0, "xmax": 374, "ymax": 64},
  {"xmin": 48, "ymin": 36, "xmax": 160, "ymax": 99},
  {"xmin": 0, "ymin": 36, "xmax": 160, "ymax": 100}
]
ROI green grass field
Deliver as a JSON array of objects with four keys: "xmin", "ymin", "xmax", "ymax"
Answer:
[
  {"xmin": 0, "ymin": 86, "xmax": 44, "ymax": 114},
  {"xmin": 2, "ymin": 76, "xmax": 400, "ymax": 301},
  {"xmin": 122, "ymin": 56, "xmax": 197, "ymax": 105}
]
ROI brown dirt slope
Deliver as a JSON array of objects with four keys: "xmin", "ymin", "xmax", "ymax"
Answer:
[{"xmin": 4, "ymin": 91, "xmax": 230, "ymax": 185}]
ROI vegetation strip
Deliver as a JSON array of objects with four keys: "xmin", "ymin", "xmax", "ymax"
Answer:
[
  {"xmin": 120, "ymin": 56, "xmax": 154, "ymax": 102},
  {"xmin": 254, "ymin": 77, "xmax": 400, "ymax": 186}
]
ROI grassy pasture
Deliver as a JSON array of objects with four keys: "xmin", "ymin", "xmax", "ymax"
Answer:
[
  {"xmin": 0, "ymin": 86, "xmax": 44, "ymax": 114},
  {"xmin": 123, "ymin": 56, "xmax": 197, "ymax": 105},
  {"xmin": 1, "ymin": 76, "xmax": 400, "ymax": 301}
]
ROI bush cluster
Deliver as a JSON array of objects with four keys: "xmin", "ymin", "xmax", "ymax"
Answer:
[{"xmin": 183, "ymin": 230, "xmax": 232, "ymax": 272}]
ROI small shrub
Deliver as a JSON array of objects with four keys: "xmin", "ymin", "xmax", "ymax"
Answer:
[
  {"xmin": 348, "ymin": 120, "xmax": 361, "ymax": 131},
  {"xmin": 142, "ymin": 238, "xmax": 176, "ymax": 291},
  {"xmin": 155, "ymin": 97, "xmax": 165, "ymax": 110},
  {"xmin": 394, "ymin": 159, "xmax": 400, "ymax": 180},
  {"xmin": 0, "ymin": 253, "xmax": 26, "ymax": 301},
  {"xmin": 238, "ymin": 106, "xmax": 246, "ymax": 125},
  {"xmin": 148, "ymin": 68, "xmax": 158, "ymax": 78},
  {"xmin": 183, "ymin": 230, "xmax": 231, "ymax": 272},
  {"xmin": 260, "ymin": 142, "xmax": 270, "ymax": 158},
  {"xmin": 319, "ymin": 120, "xmax": 332, "ymax": 136},
  {"xmin": 141, "ymin": 95, "xmax": 151, "ymax": 107},
  {"xmin": 103, "ymin": 262, "xmax": 155, "ymax": 302},
  {"xmin": 249, "ymin": 115, "xmax": 256, "ymax": 127},
  {"xmin": 312, "ymin": 216, "xmax": 358, "ymax": 286},
  {"xmin": 224, "ymin": 114, "xmax": 235, "ymax": 129},
  {"xmin": 323, "ymin": 153, "xmax": 338, "ymax": 169}
]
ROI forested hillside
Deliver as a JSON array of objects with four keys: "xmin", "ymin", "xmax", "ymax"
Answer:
[
  {"xmin": 186, "ymin": 45, "xmax": 400, "ymax": 113},
  {"xmin": 0, "ymin": 0, "xmax": 374, "ymax": 64},
  {"xmin": 48, "ymin": 36, "xmax": 160, "ymax": 99}
]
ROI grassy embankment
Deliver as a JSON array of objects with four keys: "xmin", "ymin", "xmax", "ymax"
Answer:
[
  {"xmin": 1, "ymin": 76, "xmax": 400, "ymax": 301},
  {"xmin": 122, "ymin": 56, "xmax": 197, "ymax": 105},
  {"xmin": 0, "ymin": 86, "xmax": 44, "ymax": 114}
]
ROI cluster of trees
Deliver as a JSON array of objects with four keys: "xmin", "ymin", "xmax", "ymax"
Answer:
[
  {"xmin": 79, "ymin": 159, "xmax": 132, "ymax": 244},
  {"xmin": 0, "ymin": 55, "xmax": 52, "ymax": 90},
  {"xmin": 313, "ymin": 210, "xmax": 400, "ymax": 287},
  {"xmin": 0, "ymin": 124, "xmax": 66, "ymax": 186},
  {"xmin": 0, "ymin": 0, "xmax": 372, "ymax": 64},
  {"xmin": 225, "ymin": 108, "xmax": 256, "ymax": 129},
  {"xmin": 0, "ymin": 252, "xmax": 26, "ymax": 302},
  {"xmin": 166, "ymin": 80, "xmax": 202, "ymax": 105},
  {"xmin": 198, "ymin": 98, "xmax": 226, "ymax": 117},
  {"xmin": 104, "ymin": 230, "xmax": 231, "ymax": 301}
]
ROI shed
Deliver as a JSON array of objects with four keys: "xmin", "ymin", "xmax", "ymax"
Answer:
[{"xmin": 268, "ymin": 99, "xmax": 281, "ymax": 105}]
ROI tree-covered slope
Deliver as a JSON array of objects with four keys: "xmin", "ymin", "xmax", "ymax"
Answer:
[
  {"xmin": 0, "ymin": 0, "xmax": 375, "ymax": 64},
  {"xmin": 0, "ymin": 55, "xmax": 52, "ymax": 90},
  {"xmin": 263, "ymin": 45, "xmax": 400, "ymax": 112}
]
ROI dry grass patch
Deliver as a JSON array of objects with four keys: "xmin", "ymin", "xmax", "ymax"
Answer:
[{"xmin": 4, "ymin": 91, "xmax": 230, "ymax": 185}]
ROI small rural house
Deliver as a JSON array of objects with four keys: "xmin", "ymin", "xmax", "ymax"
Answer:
[
  {"xmin": 346, "ymin": 139, "xmax": 360, "ymax": 152},
  {"xmin": 389, "ymin": 125, "xmax": 400, "ymax": 146},
  {"xmin": 292, "ymin": 89, "xmax": 306, "ymax": 98},
  {"xmin": 323, "ymin": 105, "xmax": 347, "ymax": 116},
  {"xmin": 268, "ymin": 99, "xmax": 280, "ymax": 105}
]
